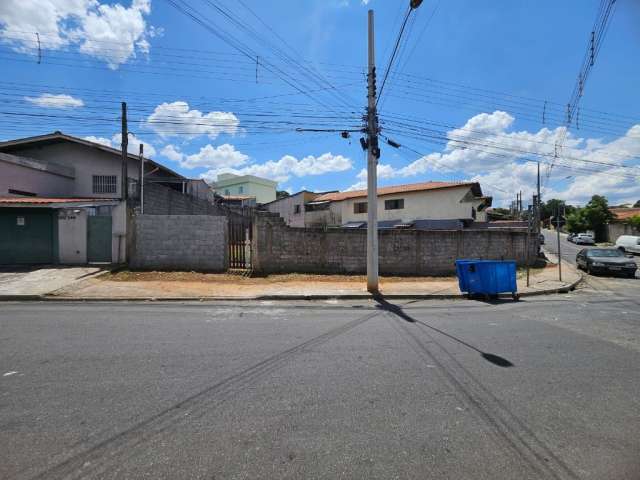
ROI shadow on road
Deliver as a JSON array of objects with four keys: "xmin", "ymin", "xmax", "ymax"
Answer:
[{"xmin": 374, "ymin": 295, "xmax": 514, "ymax": 368}]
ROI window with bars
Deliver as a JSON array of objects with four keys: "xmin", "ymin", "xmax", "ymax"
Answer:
[{"xmin": 92, "ymin": 175, "xmax": 117, "ymax": 194}]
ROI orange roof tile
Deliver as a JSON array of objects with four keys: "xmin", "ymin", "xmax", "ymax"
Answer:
[
  {"xmin": 611, "ymin": 208, "xmax": 640, "ymax": 221},
  {"xmin": 313, "ymin": 181, "xmax": 478, "ymax": 202}
]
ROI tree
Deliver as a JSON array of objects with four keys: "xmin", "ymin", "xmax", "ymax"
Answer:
[
  {"xmin": 628, "ymin": 215, "xmax": 640, "ymax": 231},
  {"xmin": 276, "ymin": 190, "xmax": 290, "ymax": 200},
  {"xmin": 582, "ymin": 195, "xmax": 614, "ymax": 241},
  {"xmin": 634, "ymin": 200, "xmax": 640, "ymax": 208},
  {"xmin": 566, "ymin": 210, "xmax": 590, "ymax": 234}
]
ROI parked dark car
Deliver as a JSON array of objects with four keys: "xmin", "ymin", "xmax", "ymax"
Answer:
[{"xmin": 576, "ymin": 248, "xmax": 637, "ymax": 277}]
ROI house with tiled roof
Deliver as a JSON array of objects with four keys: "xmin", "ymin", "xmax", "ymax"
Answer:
[
  {"xmin": 607, "ymin": 207, "xmax": 640, "ymax": 241},
  {"xmin": 292, "ymin": 181, "xmax": 492, "ymax": 229},
  {"xmin": 0, "ymin": 132, "xmax": 187, "ymax": 265}
]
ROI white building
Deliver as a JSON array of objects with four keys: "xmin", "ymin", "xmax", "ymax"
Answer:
[
  {"xmin": 211, "ymin": 173, "xmax": 277, "ymax": 205},
  {"xmin": 309, "ymin": 181, "xmax": 492, "ymax": 228}
]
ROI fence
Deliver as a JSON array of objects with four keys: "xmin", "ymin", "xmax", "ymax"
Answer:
[
  {"xmin": 252, "ymin": 212, "xmax": 538, "ymax": 276},
  {"xmin": 129, "ymin": 215, "xmax": 228, "ymax": 271}
]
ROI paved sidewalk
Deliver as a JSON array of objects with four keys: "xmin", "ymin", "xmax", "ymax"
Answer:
[
  {"xmin": 48, "ymin": 259, "xmax": 581, "ymax": 300},
  {"xmin": 0, "ymin": 267, "xmax": 102, "ymax": 297}
]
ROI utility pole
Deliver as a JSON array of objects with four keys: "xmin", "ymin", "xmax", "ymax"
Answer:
[
  {"xmin": 556, "ymin": 204, "xmax": 564, "ymax": 282},
  {"xmin": 139, "ymin": 143, "xmax": 144, "ymax": 214},
  {"xmin": 537, "ymin": 161, "xmax": 541, "ymax": 233},
  {"xmin": 526, "ymin": 204, "xmax": 533, "ymax": 287},
  {"xmin": 121, "ymin": 102, "xmax": 128, "ymax": 201},
  {"xmin": 366, "ymin": 9, "xmax": 380, "ymax": 293},
  {"xmin": 518, "ymin": 191, "xmax": 522, "ymax": 217}
]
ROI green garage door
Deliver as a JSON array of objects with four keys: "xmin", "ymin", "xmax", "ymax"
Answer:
[
  {"xmin": 0, "ymin": 208, "xmax": 54, "ymax": 264},
  {"xmin": 87, "ymin": 216, "xmax": 112, "ymax": 263}
]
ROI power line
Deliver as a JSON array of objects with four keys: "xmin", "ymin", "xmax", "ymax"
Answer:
[{"xmin": 376, "ymin": 5, "xmax": 413, "ymax": 107}]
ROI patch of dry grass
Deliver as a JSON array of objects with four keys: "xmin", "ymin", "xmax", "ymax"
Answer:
[{"xmin": 104, "ymin": 270, "xmax": 454, "ymax": 284}]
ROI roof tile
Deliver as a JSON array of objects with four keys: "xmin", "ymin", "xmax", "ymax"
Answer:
[{"xmin": 313, "ymin": 181, "xmax": 477, "ymax": 202}]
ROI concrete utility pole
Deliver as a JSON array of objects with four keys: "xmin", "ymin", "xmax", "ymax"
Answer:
[
  {"xmin": 121, "ymin": 102, "xmax": 128, "ymax": 201},
  {"xmin": 526, "ymin": 204, "xmax": 533, "ymax": 287},
  {"xmin": 366, "ymin": 9, "xmax": 380, "ymax": 293},
  {"xmin": 537, "ymin": 161, "xmax": 541, "ymax": 233},
  {"xmin": 556, "ymin": 204, "xmax": 564, "ymax": 282},
  {"xmin": 139, "ymin": 143, "xmax": 144, "ymax": 214}
]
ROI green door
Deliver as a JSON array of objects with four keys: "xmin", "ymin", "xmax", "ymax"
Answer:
[
  {"xmin": 0, "ymin": 208, "xmax": 54, "ymax": 264},
  {"xmin": 87, "ymin": 216, "xmax": 112, "ymax": 263}
]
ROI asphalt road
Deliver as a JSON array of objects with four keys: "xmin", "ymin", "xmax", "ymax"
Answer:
[
  {"xmin": 1, "ymin": 297, "xmax": 639, "ymax": 480},
  {"xmin": 541, "ymin": 229, "xmax": 640, "ymax": 295}
]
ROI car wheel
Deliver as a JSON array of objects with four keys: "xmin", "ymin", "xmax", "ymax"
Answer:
[
  {"xmin": 618, "ymin": 246, "xmax": 626, "ymax": 253},
  {"xmin": 586, "ymin": 264, "xmax": 592, "ymax": 275}
]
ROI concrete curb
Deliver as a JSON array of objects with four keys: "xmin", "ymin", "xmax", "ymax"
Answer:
[{"xmin": 0, "ymin": 275, "xmax": 584, "ymax": 302}]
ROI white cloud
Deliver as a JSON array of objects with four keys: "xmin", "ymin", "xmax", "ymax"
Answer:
[
  {"xmin": 342, "ymin": 111, "xmax": 640, "ymax": 206},
  {"xmin": 160, "ymin": 144, "xmax": 183, "ymax": 162},
  {"xmin": 346, "ymin": 181, "xmax": 366, "ymax": 191},
  {"xmin": 84, "ymin": 133, "xmax": 156, "ymax": 156},
  {"xmin": 24, "ymin": 93, "xmax": 84, "ymax": 109},
  {"xmin": 201, "ymin": 152, "xmax": 353, "ymax": 184},
  {"xmin": 147, "ymin": 101, "xmax": 240, "ymax": 140},
  {"xmin": 161, "ymin": 143, "xmax": 249, "ymax": 170},
  {"xmin": 0, "ymin": 0, "xmax": 154, "ymax": 68}
]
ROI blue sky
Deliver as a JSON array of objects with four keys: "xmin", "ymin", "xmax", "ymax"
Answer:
[{"xmin": 1, "ymin": 0, "xmax": 639, "ymax": 206}]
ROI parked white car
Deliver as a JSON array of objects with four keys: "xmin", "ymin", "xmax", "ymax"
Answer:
[
  {"xmin": 616, "ymin": 235, "xmax": 640, "ymax": 254},
  {"xmin": 574, "ymin": 233, "xmax": 595, "ymax": 245}
]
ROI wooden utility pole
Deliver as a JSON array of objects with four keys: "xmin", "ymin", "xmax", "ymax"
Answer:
[
  {"xmin": 366, "ymin": 9, "xmax": 380, "ymax": 293},
  {"xmin": 121, "ymin": 102, "xmax": 128, "ymax": 201}
]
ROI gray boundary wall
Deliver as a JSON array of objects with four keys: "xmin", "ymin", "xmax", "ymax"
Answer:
[
  {"xmin": 138, "ymin": 183, "xmax": 224, "ymax": 216},
  {"xmin": 252, "ymin": 213, "xmax": 538, "ymax": 276},
  {"xmin": 130, "ymin": 215, "xmax": 228, "ymax": 271}
]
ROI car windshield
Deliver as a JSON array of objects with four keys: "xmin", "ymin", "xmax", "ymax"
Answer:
[{"xmin": 587, "ymin": 249, "xmax": 624, "ymax": 258}]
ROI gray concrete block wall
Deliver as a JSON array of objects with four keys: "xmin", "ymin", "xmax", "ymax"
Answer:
[
  {"xmin": 253, "ymin": 212, "xmax": 538, "ymax": 276},
  {"xmin": 141, "ymin": 183, "xmax": 224, "ymax": 216},
  {"xmin": 130, "ymin": 215, "xmax": 228, "ymax": 271}
]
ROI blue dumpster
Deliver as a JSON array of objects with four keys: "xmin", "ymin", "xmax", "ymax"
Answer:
[{"xmin": 455, "ymin": 260, "xmax": 519, "ymax": 300}]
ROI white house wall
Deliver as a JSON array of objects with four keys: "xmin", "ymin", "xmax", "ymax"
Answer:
[{"xmin": 339, "ymin": 187, "xmax": 479, "ymax": 224}]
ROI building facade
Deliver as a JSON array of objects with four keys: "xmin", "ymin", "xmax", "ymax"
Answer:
[
  {"xmin": 264, "ymin": 191, "xmax": 327, "ymax": 227},
  {"xmin": 304, "ymin": 182, "xmax": 491, "ymax": 228},
  {"xmin": 0, "ymin": 132, "xmax": 185, "ymax": 265},
  {"xmin": 211, "ymin": 173, "xmax": 277, "ymax": 204}
]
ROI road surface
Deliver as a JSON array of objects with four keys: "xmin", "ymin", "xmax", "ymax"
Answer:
[
  {"xmin": 1, "ymin": 297, "xmax": 639, "ymax": 479},
  {"xmin": 542, "ymin": 229, "xmax": 640, "ymax": 295}
]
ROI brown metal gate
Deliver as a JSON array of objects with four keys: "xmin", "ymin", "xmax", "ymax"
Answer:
[{"xmin": 228, "ymin": 208, "xmax": 253, "ymax": 271}]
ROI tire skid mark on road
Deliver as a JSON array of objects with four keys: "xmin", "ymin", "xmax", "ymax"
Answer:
[
  {"xmin": 29, "ymin": 311, "xmax": 380, "ymax": 480},
  {"xmin": 386, "ymin": 313, "xmax": 580, "ymax": 480}
]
